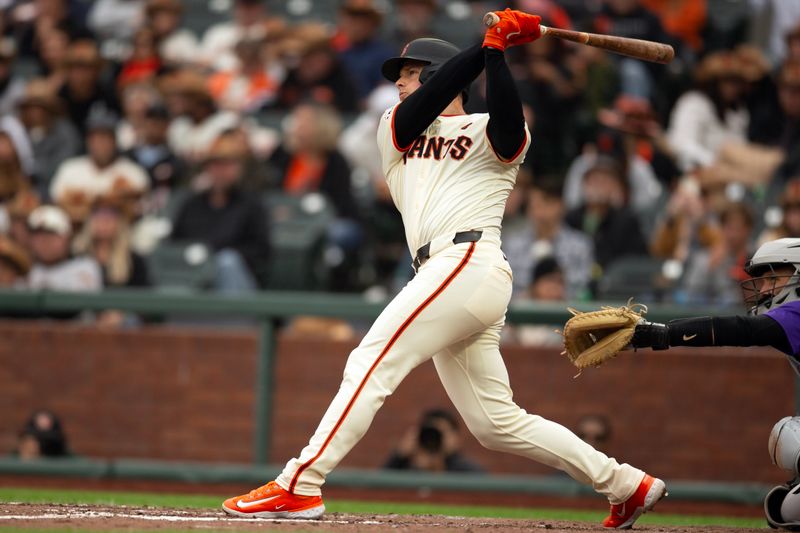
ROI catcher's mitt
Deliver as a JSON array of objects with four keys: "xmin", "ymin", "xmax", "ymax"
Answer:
[{"xmin": 561, "ymin": 300, "xmax": 647, "ymax": 372}]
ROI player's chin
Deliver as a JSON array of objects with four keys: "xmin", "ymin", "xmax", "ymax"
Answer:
[{"xmin": 398, "ymin": 92, "xmax": 407, "ymax": 101}]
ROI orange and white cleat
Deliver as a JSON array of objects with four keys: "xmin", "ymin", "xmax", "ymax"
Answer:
[
  {"xmin": 603, "ymin": 474, "xmax": 667, "ymax": 529},
  {"xmin": 222, "ymin": 481, "xmax": 325, "ymax": 519}
]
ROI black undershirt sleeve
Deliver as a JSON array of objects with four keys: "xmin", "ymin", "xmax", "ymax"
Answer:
[
  {"xmin": 393, "ymin": 44, "xmax": 485, "ymax": 150},
  {"xmin": 484, "ymin": 48, "xmax": 527, "ymax": 160},
  {"xmin": 665, "ymin": 315, "xmax": 792, "ymax": 354}
]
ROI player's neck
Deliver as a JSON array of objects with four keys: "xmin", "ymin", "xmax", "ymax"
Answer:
[{"xmin": 440, "ymin": 98, "xmax": 465, "ymax": 117}]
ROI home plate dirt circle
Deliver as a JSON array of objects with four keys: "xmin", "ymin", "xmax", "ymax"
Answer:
[{"xmin": 0, "ymin": 503, "xmax": 765, "ymax": 532}]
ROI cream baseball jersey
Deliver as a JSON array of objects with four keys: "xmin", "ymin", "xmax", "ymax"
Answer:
[{"xmin": 377, "ymin": 104, "xmax": 531, "ymax": 253}]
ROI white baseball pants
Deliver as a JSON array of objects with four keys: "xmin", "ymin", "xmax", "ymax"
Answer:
[{"xmin": 276, "ymin": 240, "xmax": 644, "ymax": 504}]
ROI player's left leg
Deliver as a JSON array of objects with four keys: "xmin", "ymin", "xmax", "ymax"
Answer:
[{"xmin": 432, "ymin": 325, "xmax": 665, "ymax": 528}]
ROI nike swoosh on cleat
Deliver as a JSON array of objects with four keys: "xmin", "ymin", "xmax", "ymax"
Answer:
[
  {"xmin": 275, "ymin": 504, "xmax": 285, "ymax": 510},
  {"xmin": 682, "ymin": 334, "xmax": 697, "ymax": 341},
  {"xmin": 237, "ymin": 495, "xmax": 281, "ymax": 509},
  {"xmin": 616, "ymin": 503, "xmax": 626, "ymax": 518}
]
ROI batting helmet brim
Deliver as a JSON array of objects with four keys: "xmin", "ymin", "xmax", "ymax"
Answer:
[{"xmin": 381, "ymin": 56, "xmax": 431, "ymax": 83}]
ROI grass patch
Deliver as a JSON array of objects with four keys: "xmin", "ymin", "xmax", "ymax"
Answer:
[{"xmin": 0, "ymin": 487, "xmax": 767, "ymax": 529}]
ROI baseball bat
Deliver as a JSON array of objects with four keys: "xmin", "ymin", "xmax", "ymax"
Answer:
[{"xmin": 482, "ymin": 12, "xmax": 674, "ymax": 64}]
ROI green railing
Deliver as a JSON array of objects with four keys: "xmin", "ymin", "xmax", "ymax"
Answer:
[
  {"xmin": 0, "ymin": 289, "xmax": 738, "ymax": 467},
  {"xmin": 0, "ymin": 457, "xmax": 772, "ymax": 505}
]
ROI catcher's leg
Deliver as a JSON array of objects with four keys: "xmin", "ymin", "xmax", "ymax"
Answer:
[
  {"xmin": 433, "ymin": 324, "xmax": 645, "ymax": 504},
  {"xmin": 275, "ymin": 242, "xmax": 506, "ymax": 496}
]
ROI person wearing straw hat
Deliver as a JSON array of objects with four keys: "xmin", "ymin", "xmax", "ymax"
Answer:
[
  {"xmin": 0, "ymin": 235, "xmax": 31, "ymax": 288},
  {"xmin": 16, "ymin": 78, "xmax": 81, "ymax": 196}
]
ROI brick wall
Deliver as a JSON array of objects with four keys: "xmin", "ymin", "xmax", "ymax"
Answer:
[{"xmin": 0, "ymin": 321, "xmax": 794, "ymax": 484}]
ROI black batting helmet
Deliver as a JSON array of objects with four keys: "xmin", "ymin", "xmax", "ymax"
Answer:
[
  {"xmin": 381, "ymin": 38, "xmax": 469, "ymax": 102},
  {"xmin": 381, "ymin": 38, "xmax": 459, "ymax": 83}
]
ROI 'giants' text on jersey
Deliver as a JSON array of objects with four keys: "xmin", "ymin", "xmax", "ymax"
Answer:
[{"xmin": 403, "ymin": 135, "xmax": 474, "ymax": 163}]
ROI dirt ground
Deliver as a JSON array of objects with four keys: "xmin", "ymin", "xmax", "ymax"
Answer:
[{"xmin": 0, "ymin": 503, "xmax": 767, "ymax": 533}]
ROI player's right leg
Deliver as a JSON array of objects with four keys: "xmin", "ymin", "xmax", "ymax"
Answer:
[{"xmin": 433, "ymin": 325, "xmax": 666, "ymax": 529}]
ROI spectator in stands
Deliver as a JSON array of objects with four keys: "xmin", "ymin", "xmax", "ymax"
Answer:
[
  {"xmin": 503, "ymin": 177, "xmax": 593, "ymax": 300},
  {"xmin": 73, "ymin": 198, "xmax": 149, "ymax": 288},
  {"xmin": 116, "ymin": 27, "xmax": 162, "ymax": 90},
  {"xmin": 575, "ymin": 414, "xmax": 612, "ymax": 452},
  {"xmin": 332, "ymin": 0, "xmax": 394, "ymax": 99},
  {"xmin": 13, "ymin": 0, "xmax": 92, "ymax": 60},
  {"xmin": 170, "ymin": 131, "xmax": 270, "ymax": 291},
  {"xmin": 163, "ymin": 68, "xmax": 240, "ymax": 163},
  {"xmin": 548, "ymin": 0, "xmax": 600, "ymax": 28},
  {"xmin": 787, "ymin": 23, "xmax": 800, "ymax": 64},
  {"xmin": 275, "ymin": 33, "xmax": 360, "ymax": 113},
  {"xmin": 15, "ymin": 410, "xmax": 70, "ymax": 459},
  {"xmin": 565, "ymin": 156, "xmax": 648, "ymax": 270},
  {"xmin": 58, "ymin": 39, "xmax": 119, "ymax": 135},
  {"xmin": 680, "ymin": 201, "xmax": 754, "ymax": 305},
  {"xmin": 145, "ymin": 0, "xmax": 198, "ymax": 67},
  {"xmin": 391, "ymin": 0, "xmax": 437, "ymax": 49},
  {"xmin": 0, "ymin": 114, "xmax": 35, "ymax": 181},
  {"xmin": 270, "ymin": 102, "xmax": 359, "ymax": 222},
  {"xmin": 592, "ymin": 0, "xmax": 669, "ymax": 98},
  {"xmin": 564, "ymin": 102, "xmax": 666, "ymax": 214},
  {"xmin": 512, "ymin": 256, "xmax": 567, "ymax": 347},
  {"xmin": 528, "ymin": 256, "xmax": 566, "ymax": 302},
  {"xmin": 758, "ymin": 179, "xmax": 800, "ymax": 245},
  {"xmin": 650, "ymin": 177, "xmax": 722, "ymax": 268},
  {"xmin": 384, "ymin": 409, "xmax": 484, "ymax": 473},
  {"xmin": 87, "ymin": 0, "xmax": 144, "ymax": 44},
  {"xmin": 640, "ymin": 0, "xmax": 706, "ymax": 54},
  {"xmin": 126, "ymin": 103, "xmax": 184, "ymax": 207},
  {"xmin": 703, "ymin": 0, "xmax": 749, "ymax": 52},
  {"xmin": 201, "ymin": 0, "xmax": 278, "ymax": 71},
  {"xmin": 26, "ymin": 204, "xmax": 103, "ymax": 292},
  {"xmin": 116, "ymin": 82, "xmax": 162, "ymax": 152},
  {"xmin": 0, "ymin": 38, "xmax": 26, "ymax": 116},
  {"xmin": 339, "ymin": 85, "xmax": 405, "ymax": 290},
  {"xmin": 666, "ymin": 51, "xmax": 749, "ymax": 173},
  {"xmin": 516, "ymin": 31, "xmax": 583, "ymax": 176},
  {"xmin": 596, "ymin": 95, "xmax": 680, "ymax": 187},
  {"xmin": 34, "ymin": 25, "xmax": 70, "ymax": 91},
  {"xmin": 0, "ymin": 129, "xmax": 31, "ymax": 206},
  {"xmin": 16, "ymin": 78, "xmax": 81, "ymax": 198},
  {"xmin": 50, "ymin": 109, "xmax": 149, "ymax": 224},
  {"xmin": 269, "ymin": 102, "xmax": 362, "ymax": 284},
  {"xmin": 0, "ymin": 235, "xmax": 31, "ymax": 288},
  {"xmin": 208, "ymin": 25, "xmax": 285, "ymax": 113},
  {"xmin": 751, "ymin": 0, "xmax": 800, "ymax": 64},
  {"xmin": 745, "ymin": 61, "xmax": 800, "ymax": 182},
  {"xmin": 4, "ymin": 189, "xmax": 39, "ymax": 252}
]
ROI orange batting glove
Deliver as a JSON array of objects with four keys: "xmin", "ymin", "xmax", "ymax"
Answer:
[{"xmin": 482, "ymin": 9, "xmax": 542, "ymax": 52}]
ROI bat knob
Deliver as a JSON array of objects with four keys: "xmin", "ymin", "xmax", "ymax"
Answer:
[{"xmin": 482, "ymin": 12, "xmax": 500, "ymax": 27}]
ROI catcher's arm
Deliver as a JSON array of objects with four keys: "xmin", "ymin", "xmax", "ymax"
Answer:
[{"xmin": 632, "ymin": 315, "xmax": 791, "ymax": 353}]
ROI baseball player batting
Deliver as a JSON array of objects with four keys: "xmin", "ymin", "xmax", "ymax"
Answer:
[
  {"xmin": 619, "ymin": 237, "xmax": 800, "ymax": 530},
  {"xmin": 222, "ymin": 9, "xmax": 665, "ymax": 529}
]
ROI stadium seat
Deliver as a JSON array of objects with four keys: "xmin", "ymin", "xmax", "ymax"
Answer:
[
  {"xmin": 263, "ymin": 193, "xmax": 335, "ymax": 290},
  {"xmin": 146, "ymin": 240, "xmax": 217, "ymax": 291},
  {"xmin": 595, "ymin": 255, "xmax": 669, "ymax": 303}
]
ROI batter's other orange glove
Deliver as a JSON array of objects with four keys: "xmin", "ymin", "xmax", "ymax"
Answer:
[{"xmin": 482, "ymin": 9, "xmax": 542, "ymax": 52}]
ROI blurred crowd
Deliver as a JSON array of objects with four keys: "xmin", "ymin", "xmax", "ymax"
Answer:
[{"xmin": 0, "ymin": 0, "xmax": 799, "ymax": 327}]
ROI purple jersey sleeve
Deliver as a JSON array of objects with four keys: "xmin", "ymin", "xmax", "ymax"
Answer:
[{"xmin": 765, "ymin": 300, "xmax": 800, "ymax": 356}]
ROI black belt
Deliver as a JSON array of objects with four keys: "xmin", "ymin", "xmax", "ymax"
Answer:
[{"xmin": 412, "ymin": 230, "xmax": 483, "ymax": 272}]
